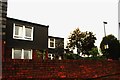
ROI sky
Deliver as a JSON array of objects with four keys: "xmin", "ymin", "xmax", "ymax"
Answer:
[{"xmin": 7, "ymin": 0, "xmax": 119, "ymax": 49}]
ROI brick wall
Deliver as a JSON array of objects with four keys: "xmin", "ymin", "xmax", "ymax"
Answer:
[{"xmin": 2, "ymin": 60, "xmax": 120, "ymax": 79}]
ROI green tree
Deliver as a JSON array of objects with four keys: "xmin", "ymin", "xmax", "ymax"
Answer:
[
  {"xmin": 67, "ymin": 28, "xmax": 97, "ymax": 56},
  {"xmin": 81, "ymin": 31, "xmax": 96, "ymax": 56},
  {"xmin": 100, "ymin": 34, "xmax": 120, "ymax": 60},
  {"xmin": 67, "ymin": 28, "xmax": 85, "ymax": 54}
]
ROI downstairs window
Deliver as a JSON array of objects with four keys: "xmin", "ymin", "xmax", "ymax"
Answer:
[{"xmin": 12, "ymin": 48, "xmax": 32, "ymax": 59}]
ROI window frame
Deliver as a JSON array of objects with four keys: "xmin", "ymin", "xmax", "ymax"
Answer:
[
  {"xmin": 48, "ymin": 38, "xmax": 55, "ymax": 48},
  {"xmin": 12, "ymin": 48, "xmax": 32, "ymax": 59},
  {"xmin": 13, "ymin": 23, "xmax": 34, "ymax": 41}
]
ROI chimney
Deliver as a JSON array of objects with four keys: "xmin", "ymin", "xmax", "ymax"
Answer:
[{"xmin": 0, "ymin": 0, "xmax": 7, "ymax": 79}]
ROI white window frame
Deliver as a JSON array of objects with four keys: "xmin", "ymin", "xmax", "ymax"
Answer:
[
  {"xmin": 13, "ymin": 23, "xmax": 34, "ymax": 41},
  {"xmin": 12, "ymin": 48, "xmax": 32, "ymax": 59},
  {"xmin": 48, "ymin": 38, "xmax": 55, "ymax": 48}
]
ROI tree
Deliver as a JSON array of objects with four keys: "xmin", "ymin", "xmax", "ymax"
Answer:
[
  {"xmin": 100, "ymin": 34, "xmax": 120, "ymax": 60},
  {"xmin": 81, "ymin": 31, "xmax": 96, "ymax": 56},
  {"xmin": 67, "ymin": 28, "xmax": 85, "ymax": 54},
  {"xmin": 67, "ymin": 28, "xmax": 97, "ymax": 56}
]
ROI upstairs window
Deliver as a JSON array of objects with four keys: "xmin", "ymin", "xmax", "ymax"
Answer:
[
  {"xmin": 12, "ymin": 48, "xmax": 32, "ymax": 59},
  {"xmin": 13, "ymin": 23, "xmax": 34, "ymax": 41},
  {"xmin": 48, "ymin": 38, "xmax": 55, "ymax": 48},
  {"xmin": 14, "ymin": 24, "xmax": 23, "ymax": 38},
  {"xmin": 25, "ymin": 27, "xmax": 32, "ymax": 39}
]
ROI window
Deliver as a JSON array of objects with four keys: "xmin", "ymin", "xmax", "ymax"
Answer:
[
  {"xmin": 14, "ymin": 49, "xmax": 22, "ymax": 59},
  {"xmin": 48, "ymin": 53, "xmax": 54, "ymax": 60},
  {"xmin": 14, "ymin": 24, "xmax": 23, "ymax": 38},
  {"xmin": 48, "ymin": 38, "xmax": 55, "ymax": 48},
  {"xmin": 12, "ymin": 48, "xmax": 32, "ymax": 59},
  {"xmin": 13, "ymin": 23, "xmax": 34, "ymax": 41}
]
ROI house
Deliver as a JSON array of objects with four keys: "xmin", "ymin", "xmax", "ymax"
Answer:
[
  {"xmin": 48, "ymin": 36, "xmax": 64, "ymax": 60},
  {"xmin": 3, "ymin": 17, "xmax": 64, "ymax": 61},
  {"xmin": 0, "ymin": 0, "xmax": 64, "ymax": 62},
  {"xmin": 4, "ymin": 17, "xmax": 48, "ymax": 60}
]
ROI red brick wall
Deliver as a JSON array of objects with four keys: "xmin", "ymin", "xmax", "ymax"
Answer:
[{"xmin": 2, "ymin": 59, "xmax": 120, "ymax": 79}]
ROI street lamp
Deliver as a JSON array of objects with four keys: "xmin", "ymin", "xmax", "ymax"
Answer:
[{"xmin": 103, "ymin": 22, "xmax": 107, "ymax": 37}]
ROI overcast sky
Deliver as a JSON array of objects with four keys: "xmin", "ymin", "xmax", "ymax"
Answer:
[{"xmin": 7, "ymin": 0, "xmax": 119, "ymax": 48}]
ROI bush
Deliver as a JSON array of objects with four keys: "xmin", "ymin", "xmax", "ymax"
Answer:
[
  {"xmin": 64, "ymin": 53, "xmax": 81, "ymax": 60},
  {"xmin": 89, "ymin": 47, "xmax": 99, "ymax": 57},
  {"xmin": 81, "ymin": 47, "xmax": 107, "ymax": 60}
]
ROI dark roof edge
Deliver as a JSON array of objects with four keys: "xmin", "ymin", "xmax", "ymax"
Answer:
[
  {"xmin": 7, "ymin": 17, "xmax": 49, "ymax": 28},
  {"xmin": 48, "ymin": 36, "xmax": 64, "ymax": 39}
]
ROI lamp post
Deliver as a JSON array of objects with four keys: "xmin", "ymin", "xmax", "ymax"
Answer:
[
  {"xmin": 103, "ymin": 21, "xmax": 108, "ymax": 50},
  {"xmin": 103, "ymin": 22, "xmax": 107, "ymax": 37}
]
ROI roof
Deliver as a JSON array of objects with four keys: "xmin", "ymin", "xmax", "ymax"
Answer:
[
  {"xmin": 48, "ymin": 36, "xmax": 64, "ymax": 39},
  {"xmin": 7, "ymin": 17, "xmax": 49, "ymax": 28}
]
